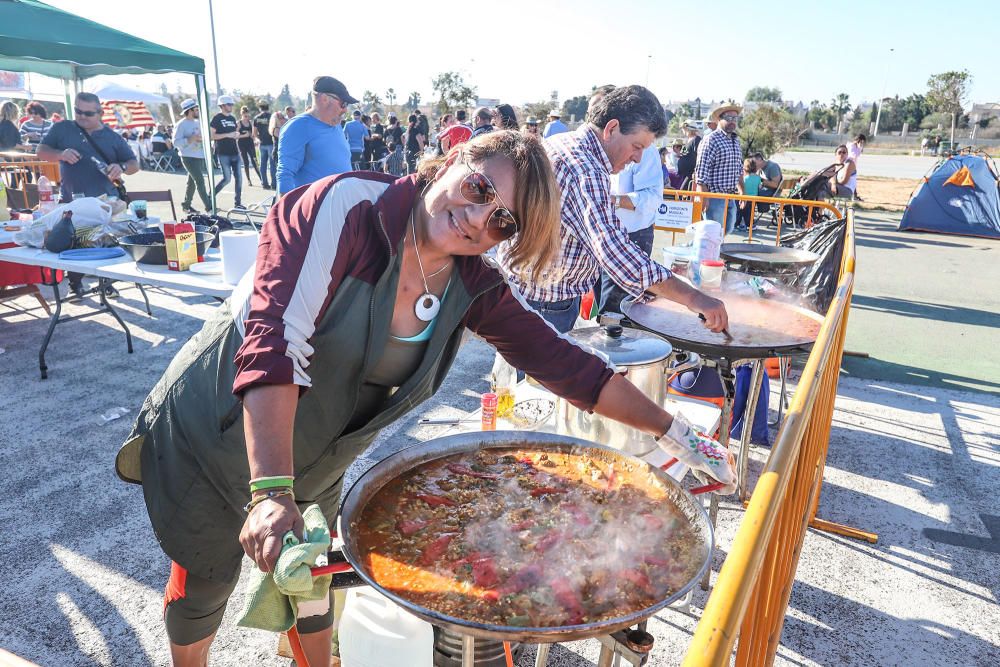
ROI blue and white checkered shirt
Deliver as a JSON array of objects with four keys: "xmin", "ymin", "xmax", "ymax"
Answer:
[
  {"xmin": 504, "ymin": 125, "xmax": 672, "ymax": 303},
  {"xmin": 694, "ymin": 130, "xmax": 743, "ymax": 193}
]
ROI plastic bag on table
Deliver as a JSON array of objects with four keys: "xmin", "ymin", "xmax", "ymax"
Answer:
[{"xmin": 14, "ymin": 197, "xmax": 113, "ymax": 249}]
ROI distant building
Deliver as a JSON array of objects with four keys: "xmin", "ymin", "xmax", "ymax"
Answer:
[{"xmin": 970, "ymin": 103, "xmax": 1000, "ymax": 122}]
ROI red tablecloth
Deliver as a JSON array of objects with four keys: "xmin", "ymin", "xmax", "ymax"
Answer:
[{"xmin": 0, "ymin": 242, "xmax": 59, "ymax": 287}]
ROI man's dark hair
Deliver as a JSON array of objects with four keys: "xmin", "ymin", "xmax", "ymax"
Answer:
[
  {"xmin": 752, "ymin": 151, "xmax": 765, "ymax": 160},
  {"xmin": 474, "ymin": 106, "xmax": 492, "ymax": 123},
  {"xmin": 26, "ymin": 101, "xmax": 48, "ymax": 118},
  {"xmin": 586, "ymin": 85, "xmax": 667, "ymax": 138},
  {"xmin": 76, "ymin": 92, "xmax": 101, "ymax": 107},
  {"xmin": 588, "ymin": 84, "xmax": 616, "ymax": 112},
  {"xmin": 259, "ymin": 101, "xmax": 270, "ymax": 111},
  {"xmin": 456, "ymin": 109, "xmax": 467, "ymax": 122},
  {"xmin": 854, "ymin": 133, "xmax": 867, "ymax": 143}
]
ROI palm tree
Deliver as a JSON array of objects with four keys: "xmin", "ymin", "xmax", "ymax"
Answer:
[
  {"xmin": 385, "ymin": 88, "xmax": 396, "ymax": 111},
  {"xmin": 831, "ymin": 93, "xmax": 851, "ymax": 126}
]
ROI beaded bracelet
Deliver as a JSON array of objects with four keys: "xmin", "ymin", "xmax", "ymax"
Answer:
[
  {"xmin": 244, "ymin": 488, "xmax": 294, "ymax": 513},
  {"xmin": 249, "ymin": 476, "xmax": 295, "ymax": 494}
]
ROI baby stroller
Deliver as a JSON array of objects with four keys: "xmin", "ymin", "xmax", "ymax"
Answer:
[{"xmin": 785, "ymin": 163, "xmax": 841, "ymax": 227}]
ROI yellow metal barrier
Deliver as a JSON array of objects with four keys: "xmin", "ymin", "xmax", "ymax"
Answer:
[
  {"xmin": 655, "ymin": 189, "xmax": 845, "ymax": 245},
  {"xmin": 682, "ymin": 209, "xmax": 874, "ymax": 667}
]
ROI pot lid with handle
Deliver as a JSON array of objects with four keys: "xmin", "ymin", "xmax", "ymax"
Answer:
[{"xmin": 567, "ymin": 324, "xmax": 673, "ymax": 366}]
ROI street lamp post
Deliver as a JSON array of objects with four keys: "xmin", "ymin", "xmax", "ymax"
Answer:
[
  {"xmin": 208, "ymin": 0, "xmax": 222, "ymax": 98},
  {"xmin": 872, "ymin": 47, "xmax": 894, "ymax": 138}
]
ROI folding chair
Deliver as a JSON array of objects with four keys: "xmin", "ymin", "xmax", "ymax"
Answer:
[
  {"xmin": 148, "ymin": 152, "xmax": 173, "ymax": 173},
  {"xmin": 227, "ymin": 194, "xmax": 275, "ymax": 231},
  {"xmin": 127, "ymin": 189, "xmax": 178, "ymax": 221}
]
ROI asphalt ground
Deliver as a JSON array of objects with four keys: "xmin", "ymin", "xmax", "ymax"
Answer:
[
  {"xmin": 770, "ymin": 151, "xmax": 939, "ymax": 179},
  {"xmin": 1, "ymin": 171, "xmax": 996, "ymax": 665}
]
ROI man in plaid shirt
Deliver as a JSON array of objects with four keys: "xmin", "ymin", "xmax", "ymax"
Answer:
[
  {"xmin": 503, "ymin": 85, "xmax": 728, "ymax": 334},
  {"xmin": 695, "ymin": 104, "xmax": 744, "ymax": 233}
]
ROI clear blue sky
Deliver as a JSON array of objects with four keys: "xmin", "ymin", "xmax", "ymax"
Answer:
[{"xmin": 40, "ymin": 0, "xmax": 1000, "ymax": 108}]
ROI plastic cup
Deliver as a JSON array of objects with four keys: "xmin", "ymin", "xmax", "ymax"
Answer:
[{"xmin": 700, "ymin": 259, "xmax": 725, "ymax": 290}]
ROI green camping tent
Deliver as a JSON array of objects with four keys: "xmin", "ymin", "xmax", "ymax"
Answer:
[{"xmin": 0, "ymin": 0, "xmax": 215, "ymax": 208}]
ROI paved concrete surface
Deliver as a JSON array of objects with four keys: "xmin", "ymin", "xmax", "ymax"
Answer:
[
  {"xmin": 842, "ymin": 210, "xmax": 1000, "ymax": 396},
  {"xmin": 770, "ymin": 151, "xmax": 938, "ymax": 179},
  {"xmin": 1, "ymin": 173, "xmax": 997, "ymax": 665}
]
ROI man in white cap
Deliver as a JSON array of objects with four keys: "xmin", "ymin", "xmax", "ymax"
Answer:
[
  {"xmin": 173, "ymin": 98, "xmax": 212, "ymax": 213},
  {"xmin": 210, "ymin": 94, "xmax": 243, "ymax": 208},
  {"xmin": 695, "ymin": 103, "xmax": 744, "ymax": 233},
  {"xmin": 543, "ymin": 109, "xmax": 568, "ymax": 138}
]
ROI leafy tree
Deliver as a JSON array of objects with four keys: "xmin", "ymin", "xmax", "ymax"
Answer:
[
  {"xmin": 738, "ymin": 105, "xmax": 806, "ymax": 157},
  {"xmin": 361, "ymin": 90, "xmax": 383, "ymax": 113},
  {"xmin": 404, "ymin": 91, "xmax": 422, "ymax": 112},
  {"xmin": 523, "ymin": 100, "xmax": 553, "ymax": 122},
  {"xmin": 561, "ymin": 95, "xmax": 588, "ymax": 123},
  {"xmin": 745, "ymin": 86, "xmax": 782, "ymax": 104},
  {"xmin": 896, "ymin": 93, "xmax": 929, "ymax": 129},
  {"xmin": 926, "ymin": 70, "xmax": 971, "ymax": 115},
  {"xmin": 830, "ymin": 93, "xmax": 851, "ymax": 126},
  {"xmin": 276, "ymin": 84, "xmax": 293, "ymax": 110},
  {"xmin": 232, "ymin": 91, "xmax": 259, "ymax": 115},
  {"xmin": 431, "ymin": 71, "xmax": 476, "ymax": 114}
]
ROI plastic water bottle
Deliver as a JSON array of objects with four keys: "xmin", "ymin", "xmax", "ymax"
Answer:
[{"xmin": 37, "ymin": 175, "xmax": 55, "ymax": 213}]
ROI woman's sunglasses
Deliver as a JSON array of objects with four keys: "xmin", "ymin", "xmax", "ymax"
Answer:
[{"xmin": 460, "ymin": 161, "xmax": 519, "ymax": 240}]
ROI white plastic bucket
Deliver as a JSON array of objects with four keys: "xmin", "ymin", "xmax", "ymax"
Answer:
[{"xmin": 338, "ymin": 587, "xmax": 434, "ymax": 667}]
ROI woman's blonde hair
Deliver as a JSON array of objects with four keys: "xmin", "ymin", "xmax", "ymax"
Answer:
[
  {"xmin": 417, "ymin": 130, "xmax": 561, "ymax": 282},
  {"xmin": 1, "ymin": 101, "xmax": 19, "ymax": 123}
]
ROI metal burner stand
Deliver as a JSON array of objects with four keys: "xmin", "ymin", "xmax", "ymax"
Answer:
[{"xmin": 458, "ymin": 622, "xmax": 656, "ymax": 667}]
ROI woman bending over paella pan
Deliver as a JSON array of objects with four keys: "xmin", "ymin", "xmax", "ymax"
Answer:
[{"xmin": 115, "ymin": 130, "xmax": 736, "ymax": 666}]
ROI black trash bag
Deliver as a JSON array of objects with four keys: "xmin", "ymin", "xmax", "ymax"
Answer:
[{"xmin": 779, "ymin": 217, "xmax": 847, "ymax": 315}]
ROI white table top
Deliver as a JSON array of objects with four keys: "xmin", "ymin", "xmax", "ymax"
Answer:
[
  {"xmin": 0, "ymin": 246, "xmax": 235, "ymax": 298},
  {"xmin": 435, "ymin": 380, "xmax": 722, "ymax": 483},
  {"xmin": 98, "ymin": 252, "xmax": 234, "ymax": 298}
]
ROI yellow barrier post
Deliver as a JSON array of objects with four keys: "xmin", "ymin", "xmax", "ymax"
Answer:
[{"xmin": 682, "ymin": 210, "xmax": 877, "ymax": 667}]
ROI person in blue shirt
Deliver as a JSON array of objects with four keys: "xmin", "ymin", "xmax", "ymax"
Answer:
[
  {"xmin": 343, "ymin": 110, "xmax": 369, "ymax": 168},
  {"xmin": 542, "ymin": 109, "xmax": 569, "ymax": 138},
  {"xmin": 276, "ymin": 76, "xmax": 357, "ymax": 195}
]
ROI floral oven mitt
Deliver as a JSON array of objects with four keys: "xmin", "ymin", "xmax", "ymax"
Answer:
[{"xmin": 658, "ymin": 412, "xmax": 738, "ymax": 495}]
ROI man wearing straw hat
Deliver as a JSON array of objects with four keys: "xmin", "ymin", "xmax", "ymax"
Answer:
[{"xmin": 695, "ymin": 103, "xmax": 744, "ymax": 233}]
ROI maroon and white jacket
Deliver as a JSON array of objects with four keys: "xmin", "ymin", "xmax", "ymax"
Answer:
[{"xmin": 229, "ymin": 172, "xmax": 616, "ymax": 412}]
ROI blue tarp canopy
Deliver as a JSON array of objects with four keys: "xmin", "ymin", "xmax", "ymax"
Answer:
[{"xmin": 898, "ymin": 155, "xmax": 1000, "ymax": 240}]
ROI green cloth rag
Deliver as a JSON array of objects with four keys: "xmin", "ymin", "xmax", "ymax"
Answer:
[{"xmin": 238, "ymin": 503, "xmax": 333, "ymax": 632}]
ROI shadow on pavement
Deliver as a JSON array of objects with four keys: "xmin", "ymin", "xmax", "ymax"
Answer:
[
  {"xmin": 840, "ymin": 355, "xmax": 1000, "ymax": 395},
  {"xmin": 849, "ymin": 294, "xmax": 999, "ymax": 329}
]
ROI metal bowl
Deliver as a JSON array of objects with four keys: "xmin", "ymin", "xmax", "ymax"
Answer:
[
  {"xmin": 118, "ymin": 230, "xmax": 215, "ymax": 265},
  {"xmin": 338, "ymin": 431, "xmax": 714, "ymax": 644}
]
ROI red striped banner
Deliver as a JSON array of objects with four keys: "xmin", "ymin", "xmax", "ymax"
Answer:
[{"xmin": 101, "ymin": 100, "xmax": 155, "ymax": 129}]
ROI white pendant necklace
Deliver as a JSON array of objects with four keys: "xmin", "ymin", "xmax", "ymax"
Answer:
[{"xmin": 410, "ymin": 212, "xmax": 451, "ymax": 322}]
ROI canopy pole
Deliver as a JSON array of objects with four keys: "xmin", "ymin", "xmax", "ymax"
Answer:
[
  {"xmin": 196, "ymin": 74, "xmax": 217, "ymax": 213},
  {"xmin": 63, "ymin": 78, "xmax": 74, "ymax": 120}
]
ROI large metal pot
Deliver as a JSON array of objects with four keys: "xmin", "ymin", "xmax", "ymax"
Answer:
[{"xmin": 555, "ymin": 324, "xmax": 699, "ymax": 456}]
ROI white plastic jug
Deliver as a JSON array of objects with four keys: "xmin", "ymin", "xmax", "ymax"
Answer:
[{"xmin": 338, "ymin": 587, "xmax": 434, "ymax": 667}]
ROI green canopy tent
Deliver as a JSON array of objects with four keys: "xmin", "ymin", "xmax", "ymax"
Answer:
[{"xmin": 0, "ymin": 0, "xmax": 216, "ymax": 209}]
